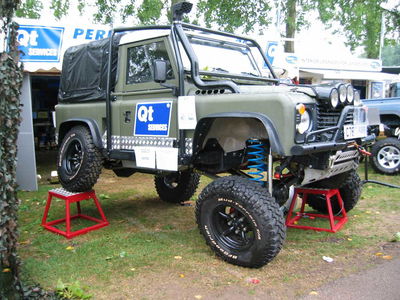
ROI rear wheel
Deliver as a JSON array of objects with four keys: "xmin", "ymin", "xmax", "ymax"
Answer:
[
  {"xmin": 57, "ymin": 126, "xmax": 103, "ymax": 192},
  {"xmin": 306, "ymin": 170, "xmax": 361, "ymax": 214},
  {"xmin": 154, "ymin": 170, "xmax": 200, "ymax": 203},
  {"xmin": 196, "ymin": 176, "xmax": 286, "ymax": 268}
]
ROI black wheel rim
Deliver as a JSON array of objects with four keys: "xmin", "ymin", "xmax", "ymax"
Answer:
[
  {"xmin": 163, "ymin": 172, "xmax": 180, "ymax": 189},
  {"xmin": 211, "ymin": 204, "xmax": 255, "ymax": 251},
  {"xmin": 63, "ymin": 139, "xmax": 83, "ymax": 176}
]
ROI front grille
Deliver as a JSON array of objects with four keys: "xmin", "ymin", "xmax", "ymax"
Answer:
[
  {"xmin": 316, "ymin": 103, "xmax": 353, "ymax": 130},
  {"xmin": 314, "ymin": 103, "xmax": 354, "ymax": 141}
]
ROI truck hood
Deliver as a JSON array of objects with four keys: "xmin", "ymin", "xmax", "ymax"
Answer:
[{"xmin": 239, "ymin": 84, "xmax": 316, "ymax": 97}]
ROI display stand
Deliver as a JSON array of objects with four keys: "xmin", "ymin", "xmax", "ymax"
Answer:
[
  {"xmin": 362, "ymin": 155, "xmax": 400, "ymax": 189},
  {"xmin": 286, "ymin": 188, "xmax": 348, "ymax": 233},
  {"xmin": 42, "ymin": 188, "xmax": 109, "ymax": 239}
]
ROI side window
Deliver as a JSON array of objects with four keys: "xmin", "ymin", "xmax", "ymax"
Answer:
[{"xmin": 126, "ymin": 41, "xmax": 174, "ymax": 85}]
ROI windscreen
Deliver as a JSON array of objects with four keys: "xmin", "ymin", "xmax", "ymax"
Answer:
[
  {"xmin": 179, "ymin": 32, "xmax": 273, "ymax": 79},
  {"xmin": 187, "ymin": 37, "xmax": 260, "ymax": 76}
]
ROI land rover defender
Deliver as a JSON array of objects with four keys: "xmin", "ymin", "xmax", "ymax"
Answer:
[{"xmin": 56, "ymin": 2, "xmax": 373, "ymax": 267}]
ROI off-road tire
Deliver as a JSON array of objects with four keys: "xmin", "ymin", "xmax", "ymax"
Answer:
[
  {"xmin": 370, "ymin": 138, "xmax": 400, "ymax": 175},
  {"xmin": 154, "ymin": 170, "xmax": 200, "ymax": 203},
  {"xmin": 57, "ymin": 126, "xmax": 103, "ymax": 192},
  {"xmin": 196, "ymin": 176, "xmax": 286, "ymax": 268},
  {"xmin": 306, "ymin": 170, "xmax": 361, "ymax": 214}
]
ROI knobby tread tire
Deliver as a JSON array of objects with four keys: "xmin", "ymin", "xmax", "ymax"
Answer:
[
  {"xmin": 57, "ymin": 126, "xmax": 103, "ymax": 192},
  {"xmin": 154, "ymin": 171, "xmax": 200, "ymax": 203},
  {"xmin": 370, "ymin": 138, "xmax": 400, "ymax": 175},
  {"xmin": 306, "ymin": 170, "xmax": 361, "ymax": 214},
  {"xmin": 196, "ymin": 176, "xmax": 286, "ymax": 268}
]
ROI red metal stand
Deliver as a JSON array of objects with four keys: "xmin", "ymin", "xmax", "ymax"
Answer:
[
  {"xmin": 42, "ymin": 188, "xmax": 109, "ymax": 239},
  {"xmin": 286, "ymin": 188, "xmax": 348, "ymax": 233}
]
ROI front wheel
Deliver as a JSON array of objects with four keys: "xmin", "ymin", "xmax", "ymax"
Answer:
[
  {"xmin": 196, "ymin": 176, "xmax": 286, "ymax": 268},
  {"xmin": 57, "ymin": 126, "xmax": 103, "ymax": 192},
  {"xmin": 306, "ymin": 170, "xmax": 361, "ymax": 214},
  {"xmin": 370, "ymin": 138, "xmax": 400, "ymax": 175}
]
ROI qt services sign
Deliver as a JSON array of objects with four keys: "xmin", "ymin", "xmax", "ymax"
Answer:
[
  {"xmin": 17, "ymin": 25, "xmax": 64, "ymax": 62},
  {"xmin": 134, "ymin": 101, "xmax": 172, "ymax": 137}
]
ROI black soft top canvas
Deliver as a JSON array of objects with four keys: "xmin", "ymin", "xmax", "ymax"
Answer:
[{"xmin": 58, "ymin": 35, "xmax": 122, "ymax": 103}]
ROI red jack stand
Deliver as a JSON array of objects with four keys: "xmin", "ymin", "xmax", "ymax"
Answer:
[
  {"xmin": 286, "ymin": 188, "xmax": 348, "ymax": 233},
  {"xmin": 42, "ymin": 188, "xmax": 109, "ymax": 239}
]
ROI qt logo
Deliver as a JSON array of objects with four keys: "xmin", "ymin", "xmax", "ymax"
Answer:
[
  {"xmin": 134, "ymin": 102, "xmax": 172, "ymax": 136},
  {"xmin": 18, "ymin": 30, "xmax": 39, "ymax": 47},
  {"xmin": 137, "ymin": 105, "xmax": 154, "ymax": 122}
]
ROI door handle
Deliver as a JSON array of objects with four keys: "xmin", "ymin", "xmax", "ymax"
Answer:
[{"xmin": 124, "ymin": 111, "xmax": 131, "ymax": 123}]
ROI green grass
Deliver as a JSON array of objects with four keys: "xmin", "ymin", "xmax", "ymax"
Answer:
[{"xmin": 16, "ymin": 168, "xmax": 400, "ymax": 297}]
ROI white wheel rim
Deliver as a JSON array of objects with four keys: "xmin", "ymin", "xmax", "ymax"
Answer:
[{"xmin": 377, "ymin": 145, "xmax": 400, "ymax": 169}]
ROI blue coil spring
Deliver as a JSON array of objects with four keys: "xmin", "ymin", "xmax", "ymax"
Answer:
[{"xmin": 247, "ymin": 139, "xmax": 267, "ymax": 185}]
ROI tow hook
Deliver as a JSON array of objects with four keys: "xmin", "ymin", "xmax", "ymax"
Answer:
[{"xmin": 349, "ymin": 142, "xmax": 371, "ymax": 157}]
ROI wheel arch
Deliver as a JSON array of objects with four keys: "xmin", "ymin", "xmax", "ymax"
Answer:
[
  {"xmin": 58, "ymin": 118, "xmax": 103, "ymax": 149},
  {"xmin": 192, "ymin": 112, "xmax": 285, "ymax": 156},
  {"xmin": 380, "ymin": 113, "xmax": 400, "ymax": 124}
]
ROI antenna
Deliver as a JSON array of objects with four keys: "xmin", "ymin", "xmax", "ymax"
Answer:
[{"xmin": 172, "ymin": 1, "xmax": 193, "ymax": 21}]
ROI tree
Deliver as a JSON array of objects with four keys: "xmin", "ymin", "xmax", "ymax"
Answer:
[
  {"xmin": 317, "ymin": 0, "xmax": 400, "ymax": 59},
  {"xmin": 196, "ymin": 0, "xmax": 272, "ymax": 34}
]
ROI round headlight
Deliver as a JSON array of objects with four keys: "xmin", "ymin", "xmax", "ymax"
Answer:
[
  {"xmin": 346, "ymin": 84, "xmax": 354, "ymax": 103},
  {"xmin": 297, "ymin": 110, "xmax": 311, "ymax": 134},
  {"xmin": 353, "ymin": 90, "xmax": 361, "ymax": 106},
  {"xmin": 329, "ymin": 88, "xmax": 339, "ymax": 108},
  {"xmin": 338, "ymin": 84, "xmax": 347, "ymax": 103}
]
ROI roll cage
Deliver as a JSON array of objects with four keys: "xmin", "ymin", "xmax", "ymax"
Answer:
[{"xmin": 105, "ymin": 20, "xmax": 279, "ymax": 156}]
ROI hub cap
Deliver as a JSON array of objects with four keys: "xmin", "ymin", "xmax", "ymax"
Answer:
[
  {"xmin": 377, "ymin": 145, "xmax": 400, "ymax": 169},
  {"xmin": 212, "ymin": 205, "xmax": 255, "ymax": 251},
  {"xmin": 64, "ymin": 139, "xmax": 83, "ymax": 176}
]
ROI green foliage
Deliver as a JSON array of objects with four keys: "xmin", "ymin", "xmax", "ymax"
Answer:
[
  {"xmin": 56, "ymin": 280, "xmax": 92, "ymax": 299},
  {"xmin": 137, "ymin": 0, "xmax": 163, "ymax": 25},
  {"xmin": 317, "ymin": 0, "xmax": 399, "ymax": 59},
  {"xmin": 51, "ymin": 0, "xmax": 70, "ymax": 20},
  {"xmin": 92, "ymin": 0, "xmax": 118, "ymax": 24},
  {"xmin": 1, "ymin": 2, "xmax": 24, "ymax": 297},
  {"xmin": 197, "ymin": 0, "xmax": 272, "ymax": 33},
  {"xmin": 15, "ymin": 0, "xmax": 43, "ymax": 19}
]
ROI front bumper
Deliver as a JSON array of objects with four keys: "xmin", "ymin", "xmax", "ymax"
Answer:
[
  {"xmin": 291, "ymin": 106, "xmax": 374, "ymax": 155},
  {"xmin": 291, "ymin": 134, "xmax": 375, "ymax": 155}
]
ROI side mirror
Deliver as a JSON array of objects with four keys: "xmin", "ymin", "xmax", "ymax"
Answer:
[{"xmin": 153, "ymin": 59, "xmax": 167, "ymax": 83}]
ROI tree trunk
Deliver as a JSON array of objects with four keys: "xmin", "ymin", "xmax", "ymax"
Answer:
[
  {"xmin": 364, "ymin": 13, "xmax": 380, "ymax": 58},
  {"xmin": 284, "ymin": 0, "xmax": 296, "ymax": 53}
]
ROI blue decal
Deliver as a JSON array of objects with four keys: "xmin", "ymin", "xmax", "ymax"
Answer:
[
  {"xmin": 134, "ymin": 101, "xmax": 172, "ymax": 136},
  {"xmin": 265, "ymin": 41, "xmax": 278, "ymax": 67},
  {"xmin": 72, "ymin": 28, "xmax": 111, "ymax": 40},
  {"xmin": 17, "ymin": 25, "xmax": 64, "ymax": 62},
  {"xmin": 370, "ymin": 61, "xmax": 381, "ymax": 70},
  {"xmin": 285, "ymin": 55, "xmax": 298, "ymax": 64}
]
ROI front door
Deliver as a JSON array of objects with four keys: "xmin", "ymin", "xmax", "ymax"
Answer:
[{"xmin": 113, "ymin": 37, "xmax": 179, "ymax": 171}]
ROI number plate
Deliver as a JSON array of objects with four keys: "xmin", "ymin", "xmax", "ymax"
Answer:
[{"xmin": 344, "ymin": 124, "xmax": 367, "ymax": 140}]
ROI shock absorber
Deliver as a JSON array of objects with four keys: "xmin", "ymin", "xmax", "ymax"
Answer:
[{"xmin": 246, "ymin": 139, "xmax": 267, "ymax": 186}]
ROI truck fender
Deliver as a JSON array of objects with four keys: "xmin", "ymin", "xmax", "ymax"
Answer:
[
  {"xmin": 58, "ymin": 118, "xmax": 103, "ymax": 149},
  {"xmin": 192, "ymin": 112, "xmax": 285, "ymax": 156}
]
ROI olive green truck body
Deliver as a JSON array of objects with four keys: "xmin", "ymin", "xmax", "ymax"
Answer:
[{"xmin": 54, "ymin": 3, "xmax": 373, "ymax": 268}]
